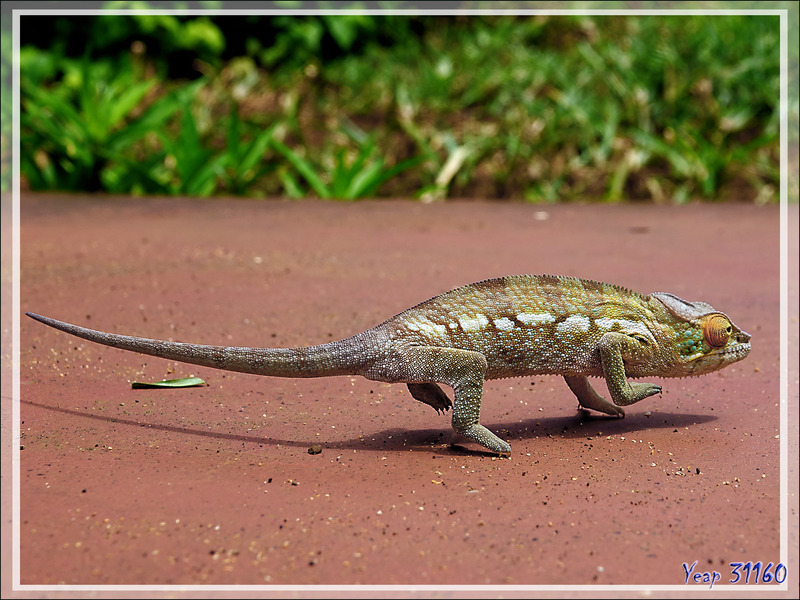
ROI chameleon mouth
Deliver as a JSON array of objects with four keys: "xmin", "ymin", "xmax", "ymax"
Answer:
[
  {"xmin": 684, "ymin": 342, "xmax": 750, "ymax": 374},
  {"xmin": 728, "ymin": 341, "xmax": 751, "ymax": 355},
  {"xmin": 714, "ymin": 341, "xmax": 751, "ymax": 362}
]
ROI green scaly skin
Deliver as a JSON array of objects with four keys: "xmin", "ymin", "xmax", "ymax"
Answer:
[{"xmin": 27, "ymin": 275, "xmax": 751, "ymax": 455}]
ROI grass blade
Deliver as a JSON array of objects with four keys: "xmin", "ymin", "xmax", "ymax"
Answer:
[{"xmin": 271, "ymin": 138, "xmax": 330, "ymax": 198}]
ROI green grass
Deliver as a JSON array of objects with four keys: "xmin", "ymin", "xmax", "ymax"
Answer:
[
  {"xmin": 18, "ymin": 14, "xmax": 786, "ymax": 203},
  {"xmin": 317, "ymin": 15, "xmax": 781, "ymax": 202}
]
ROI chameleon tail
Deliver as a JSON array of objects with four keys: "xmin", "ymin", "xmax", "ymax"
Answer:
[{"xmin": 25, "ymin": 312, "xmax": 367, "ymax": 379}]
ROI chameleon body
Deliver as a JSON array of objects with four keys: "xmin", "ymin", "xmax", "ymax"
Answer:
[{"xmin": 27, "ymin": 275, "xmax": 751, "ymax": 454}]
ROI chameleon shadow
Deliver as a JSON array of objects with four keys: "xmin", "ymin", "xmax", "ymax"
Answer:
[
  {"xmin": 20, "ymin": 399, "xmax": 285, "ymax": 447},
  {"xmin": 20, "ymin": 399, "xmax": 717, "ymax": 456},
  {"xmin": 20, "ymin": 398, "xmax": 459, "ymax": 452},
  {"xmin": 19, "ymin": 397, "xmax": 482, "ymax": 454},
  {"xmin": 352, "ymin": 409, "xmax": 719, "ymax": 455},
  {"xmin": 494, "ymin": 409, "xmax": 718, "ymax": 442}
]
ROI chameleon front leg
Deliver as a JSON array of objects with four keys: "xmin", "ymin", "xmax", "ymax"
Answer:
[
  {"xmin": 368, "ymin": 346, "xmax": 511, "ymax": 454},
  {"xmin": 563, "ymin": 375, "xmax": 624, "ymax": 417},
  {"xmin": 598, "ymin": 332, "xmax": 662, "ymax": 407}
]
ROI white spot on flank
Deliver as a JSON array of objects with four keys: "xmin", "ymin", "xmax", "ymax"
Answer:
[
  {"xmin": 458, "ymin": 313, "xmax": 489, "ymax": 332},
  {"xmin": 419, "ymin": 322, "xmax": 447, "ymax": 336},
  {"xmin": 596, "ymin": 318, "xmax": 655, "ymax": 343},
  {"xmin": 493, "ymin": 317, "xmax": 515, "ymax": 331},
  {"xmin": 596, "ymin": 317, "xmax": 642, "ymax": 332},
  {"xmin": 448, "ymin": 322, "xmax": 458, "ymax": 329},
  {"xmin": 557, "ymin": 315, "xmax": 591, "ymax": 333},
  {"xmin": 516, "ymin": 312, "xmax": 555, "ymax": 325},
  {"xmin": 407, "ymin": 319, "xmax": 446, "ymax": 337}
]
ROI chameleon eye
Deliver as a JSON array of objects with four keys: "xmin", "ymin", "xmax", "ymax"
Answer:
[{"xmin": 703, "ymin": 315, "xmax": 732, "ymax": 348}]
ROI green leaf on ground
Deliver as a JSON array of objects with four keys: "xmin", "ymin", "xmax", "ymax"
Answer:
[{"xmin": 131, "ymin": 377, "xmax": 206, "ymax": 389}]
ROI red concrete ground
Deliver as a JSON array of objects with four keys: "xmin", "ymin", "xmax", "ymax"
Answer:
[{"xmin": 5, "ymin": 194, "xmax": 798, "ymax": 596}]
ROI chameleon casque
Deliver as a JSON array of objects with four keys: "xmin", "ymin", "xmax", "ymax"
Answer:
[{"xmin": 27, "ymin": 275, "xmax": 751, "ymax": 454}]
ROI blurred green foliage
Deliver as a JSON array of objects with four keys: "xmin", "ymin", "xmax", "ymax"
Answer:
[{"xmin": 17, "ymin": 12, "xmax": 787, "ymax": 202}]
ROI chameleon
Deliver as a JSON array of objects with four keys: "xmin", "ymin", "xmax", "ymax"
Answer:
[{"xmin": 26, "ymin": 274, "xmax": 751, "ymax": 454}]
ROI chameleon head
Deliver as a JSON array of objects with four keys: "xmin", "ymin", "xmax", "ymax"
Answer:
[{"xmin": 650, "ymin": 292, "xmax": 751, "ymax": 377}]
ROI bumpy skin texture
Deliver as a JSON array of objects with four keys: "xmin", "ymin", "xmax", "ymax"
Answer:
[{"xmin": 27, "ymin": 275, "xmax": 752, "ymax": 454}]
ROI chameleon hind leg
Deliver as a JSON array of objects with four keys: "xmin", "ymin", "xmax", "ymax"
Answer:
[{"xmin": 368, "ymin": 346, "xmax": 511, "ymax": 454}]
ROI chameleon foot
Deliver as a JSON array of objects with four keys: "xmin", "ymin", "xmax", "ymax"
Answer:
[
  {"xmin": 623, "ymin": 382, "xmax": 662, "ymax": 405},
  {"xmin": 407, "ymin": 383, "xmax": 453, "ymax": 414},
  {"xmin": 564, "ymin": 375, "xmax": 625, "ymax": 417},
  {"xmin": 457, "ymin": 423, "xmax": 511, "ymax": 455}
]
